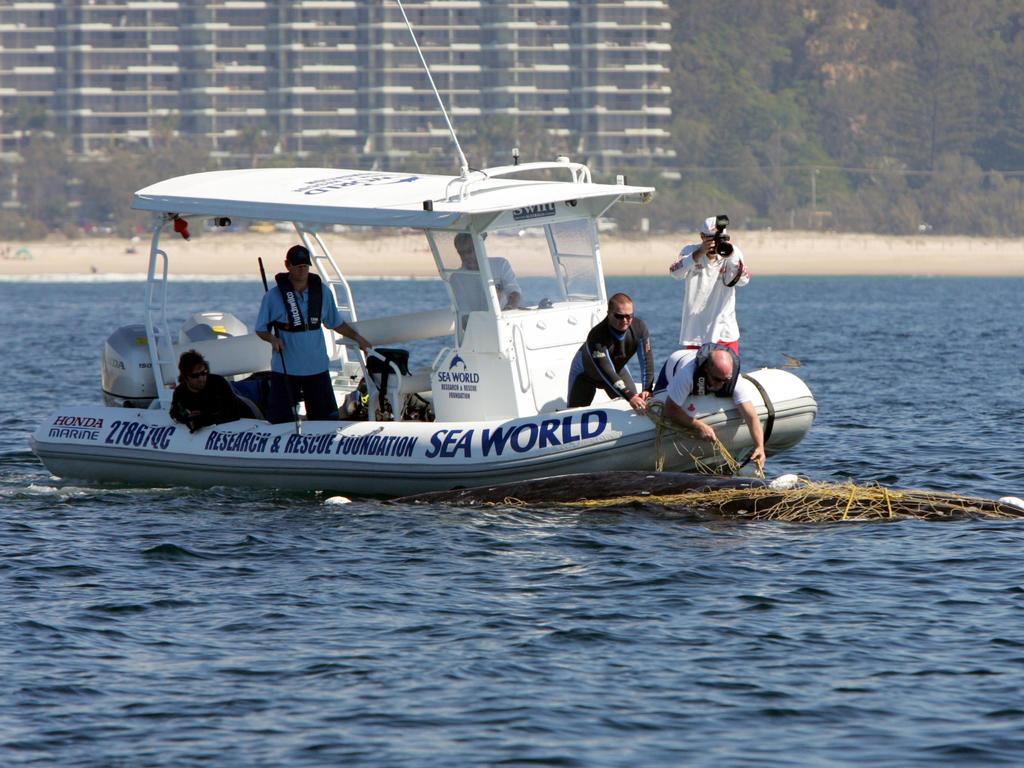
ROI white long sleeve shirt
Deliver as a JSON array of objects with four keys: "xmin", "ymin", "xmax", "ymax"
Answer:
[{"xmin": 669, "ymin": 243, "xmax": 750, "ymax": 347}]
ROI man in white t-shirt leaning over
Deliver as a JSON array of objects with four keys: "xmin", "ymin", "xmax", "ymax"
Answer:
[{"xmin": 662, "ymin": 343, "xmax": 766, "ymax": 471}]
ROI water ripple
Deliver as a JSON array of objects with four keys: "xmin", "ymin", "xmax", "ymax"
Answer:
[{"xmin": 4, "ymin": 278, "xmax": 1024, "ymax": 766}]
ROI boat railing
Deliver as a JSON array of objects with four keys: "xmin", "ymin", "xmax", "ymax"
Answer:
[
  {"xmin": 445, "ymin": 159, "xmax": 592, "ymax": 202},
  {"xmin": 360, "ymin": 349, "xmax": 422, "ymax": 422},
  {"xmin": 299, "ymin": 228, "xmax": 356, "ymax": 320},
  {"xmin": 342, "ymin": 309, "xmax": 456, "ymax": 421},
  {"xmin": 144, "ymin": 228, "xmax": 177, "ymax": 408}
]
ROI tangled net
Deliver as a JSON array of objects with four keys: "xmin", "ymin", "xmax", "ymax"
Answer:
[
  {"xmin": 397, "ymin": 401, "xmax": 1022, "ymax": 523},
  {"xmin": 630, "ymin": 401, "xmax": 1024, "ymax": 522},
  {"xmin": 646, "ymin": 400, "xmax": 753, "ymax": 476},
  {"xmin": 565, "ymin": 479, "xmax": 1024, "ymax": 523}
]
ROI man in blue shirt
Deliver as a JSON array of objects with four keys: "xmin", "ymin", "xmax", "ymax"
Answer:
[{"xmin": 256, "ymin": 244, "xmax": 371, "ymax": 423}]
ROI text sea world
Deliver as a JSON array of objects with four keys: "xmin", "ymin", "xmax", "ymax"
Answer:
[{"xmin": 90, "ymin": 411, "xmax": 610, "ymax": 460}]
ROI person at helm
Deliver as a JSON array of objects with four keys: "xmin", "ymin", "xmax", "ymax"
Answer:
[
  {"xmin": 451, "ymin": 232, "xmax": 522, "ymax": 312},
  {"xmin": 255, "ymin": 244, "xmax": 371, "ymax": 423}
]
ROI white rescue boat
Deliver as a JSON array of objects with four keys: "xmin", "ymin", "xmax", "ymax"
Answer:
[{"xmin": 30, "ymin": 161, "xmax": 817, "ymax": 495}]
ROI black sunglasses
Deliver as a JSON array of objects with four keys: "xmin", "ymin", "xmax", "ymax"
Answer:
[
  {"xmin": 613, "ymin": 312, "xmax": 634, "ymax": 320},
  {"xmin": 187, "ymin": 370, "xmax": 209, "ymax": 379}
]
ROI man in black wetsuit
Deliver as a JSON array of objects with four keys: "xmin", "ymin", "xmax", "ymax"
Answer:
[{"xmin": 567, "ymin": 292, "xmax": 654, "ymax": 412}]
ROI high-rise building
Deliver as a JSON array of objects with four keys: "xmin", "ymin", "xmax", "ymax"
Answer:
[{"xmin": 0, "ymin": 1, "xmax": 671, "ymax": 171}]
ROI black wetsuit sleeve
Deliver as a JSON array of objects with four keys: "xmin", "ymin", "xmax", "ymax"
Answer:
[
  {"xmin": 618, "ymin": 369, "xmax": 638, "ymax": 399},
  {"xmin": 583, "ymin": 326, "xmax": 632, "ymax": 399},
  {"xmin": 170, "ymin": 385, "xmax": 190, "ymax": 425},
  {"xmin": 191, "ymin": 375, "xmax": 244, "ymax": 430},
  {"xmin": 633, "ymin": 318, "xmax": 654, "ymax": 392}
]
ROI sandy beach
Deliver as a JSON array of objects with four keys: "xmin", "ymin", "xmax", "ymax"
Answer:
[{"xmin": 1, "ymin": 230, "xmax": 1021, "ymax": 277}]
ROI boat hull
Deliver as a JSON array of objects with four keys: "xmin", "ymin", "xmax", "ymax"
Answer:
[{"xmin": 31, "ymin": 369, "xmax": 817, "ymax": 496}]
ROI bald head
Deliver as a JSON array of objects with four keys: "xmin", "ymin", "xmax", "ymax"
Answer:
[{"xmin": 704, "ymin": 349, "xmax": 735, "ymax": 391}]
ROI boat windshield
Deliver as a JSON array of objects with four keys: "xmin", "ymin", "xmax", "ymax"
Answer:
[{"xmin": 436, "ymin": 220, "xmax": 599, "ymax": 328}]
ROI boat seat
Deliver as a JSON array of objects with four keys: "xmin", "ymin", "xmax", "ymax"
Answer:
[
  {"xmin": 397, "ymin": 367, "xmax": 432, "ymax": 396},
  {"xmin": 361, "ymin": 350, "xmax": 434, "ymax": 421},
  {"xmin": 229, "ymin": 377, "xmax": 268, "ymax": 420},
  {"xmin": 235, "ymin": 393, "xmax": 264, "ymax": 420},
  {"xmin": 347, "ymin": 309, "xmax": 455, "ymax": 347},
  {"xmin": 162, "ymin": 333, "xmax": 272, "ymax": 386}
]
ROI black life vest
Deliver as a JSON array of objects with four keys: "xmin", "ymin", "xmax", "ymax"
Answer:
[
  {"xmin": 272, "ymin": 272, "xmax": 323, "ymax": 332},
  {"xmin": 692, "ymin": 342, "xmax": 740, "ymax": 398}
]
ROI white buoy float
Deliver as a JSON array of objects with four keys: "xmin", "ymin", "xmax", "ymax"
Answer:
[{"xmin": 769, "ymin": 473, "xmax": 802, "ymax": 490}]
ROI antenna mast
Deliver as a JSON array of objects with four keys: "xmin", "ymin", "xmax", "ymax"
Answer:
[{"xmin": 394, "ymin": 0, "xmax": 470, "ymax": 177}]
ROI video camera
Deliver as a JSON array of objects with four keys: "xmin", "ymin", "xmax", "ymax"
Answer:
[{"xmin": 708, "ymin": 213, "xmax": 734, "ymax": 257}]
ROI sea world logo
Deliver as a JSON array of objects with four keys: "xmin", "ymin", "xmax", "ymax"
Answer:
[
  {"xmin": 293, "ymin": 172, "xmax": 419, "ymax": 196},
  {"xmin": 437, "ymin": 354, "xmax": 479, "ymax": 384},
  {"xmin": 512, "ymin": 203, "xmax": 556, "ymax": 221},
  {"xmin": 434, "ymin": 368, "xmax": 477, "ymax": 387},
  {"xmin": 54, "ymin": 415, "xmax": 104, "ymax": 428},
  {"xmin": 424, "ymin": 410, "xmax": 608, "ymax": 459}
]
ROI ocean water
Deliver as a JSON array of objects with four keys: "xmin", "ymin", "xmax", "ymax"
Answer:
[{"xmin": 2, "ymin": 275, "xmax": 1024, "ymax": 766}]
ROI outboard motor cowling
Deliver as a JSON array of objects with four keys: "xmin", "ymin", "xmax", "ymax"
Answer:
[
  {"xmin": 179, "ymin": 311, "xmax": 249, "ymax": 344},
  {"xmin": 102, "ymin": 311, "xmax": 252, "ymax": 408},
  {"xmin": 101, "ymin": 324, "xmax": 159, "ymax": 408}
]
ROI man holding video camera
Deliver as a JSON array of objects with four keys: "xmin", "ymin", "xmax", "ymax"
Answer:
[
  {"xmin": 670, "ymin": 214, "xmax": 749, "ymax": 350},
  {"xmin": 656, "ymin": 215, "xmax": 750, "ymax": 391}
]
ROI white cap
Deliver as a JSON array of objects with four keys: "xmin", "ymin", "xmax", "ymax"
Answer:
[{"xmin": 700, "ymin": 216, "xmax": 718, "ymax": 235}]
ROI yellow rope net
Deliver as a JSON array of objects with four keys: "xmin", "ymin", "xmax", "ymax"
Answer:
[
  {"xmin": 629, "ymin": 403, "xmax": 1022, "ymax": 521},
  {"xmin": 563, "ymin": 479, "xmax": 1024, "ymax": 523},
  {"xmin": 420, "ymin": 402, "xmax": 1020, "ymax": 523},
  {"xmin": 646, "ymin": 399, "xmax": 759, "ymax": 478}
]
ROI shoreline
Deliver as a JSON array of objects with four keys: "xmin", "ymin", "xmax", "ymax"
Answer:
[{"xmin": 1, "ymin": 231, "xmax": 1022, "ymax": 277}]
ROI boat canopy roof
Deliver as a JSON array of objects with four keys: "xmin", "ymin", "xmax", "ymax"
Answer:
[{"xmin": 132, "ymin": 166, "xmax": 654, "ymax": 231}]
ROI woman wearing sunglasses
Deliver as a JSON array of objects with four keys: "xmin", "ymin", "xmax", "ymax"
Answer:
[{"xmin": 170, "ymin": 350, "xmax": 248, "ymax": 433}]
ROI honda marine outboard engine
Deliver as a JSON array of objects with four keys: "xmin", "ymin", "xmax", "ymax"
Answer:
[
  {"xmin": 101, "ymin": 324, "xmax": 160, "ymax": 408},
  {"xmin": 101, "ymin": 312, "xmax": 251, "ymax": 408}
]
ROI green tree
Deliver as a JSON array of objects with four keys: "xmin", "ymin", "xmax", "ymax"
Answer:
[
  {"xmin": 894, "ymin": 1, "xmax": 996, "ymax": 170},
  {"xmin": 977, "ymin": 3, "xmax": 1024, "ymax": 171},
  {"xmin": 799, "ymin": 1, "xmax": 918, "ymax": 167},
  {"xmin": 77, "ymin": 128, "xmax": 212, "ymax": 235},
  {"xmin": 17, "ymin": 134, "xmax": 72, "ymax": 224},
  {"xmin": 7, "ymin": 99, "xmax": 49, "ymax": 150}
]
